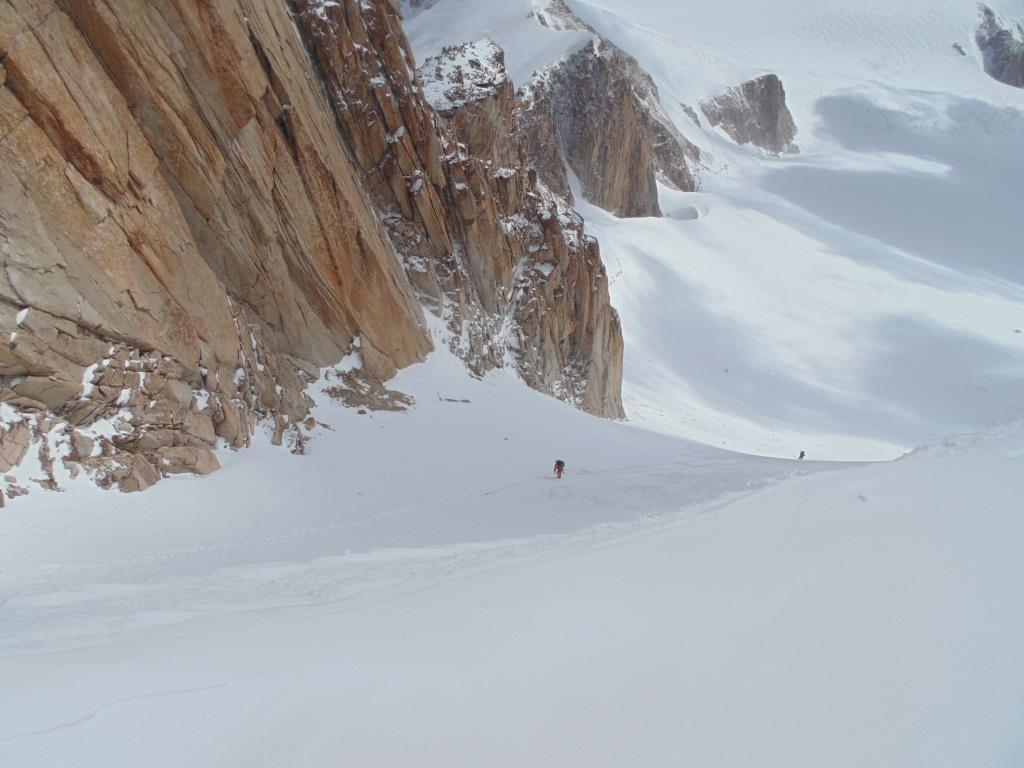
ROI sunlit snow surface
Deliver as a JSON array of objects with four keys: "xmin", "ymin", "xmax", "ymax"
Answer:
[{"xmin": 2, "ymin": 347, "xmax": 1022, "ymax": 767}]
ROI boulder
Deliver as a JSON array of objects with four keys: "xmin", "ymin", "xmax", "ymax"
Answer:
[
  {"xmin": 141, "ymin": 374, "xmax": 167, "ymax": 397},
  {"xmin": 12, "ymin": 377, "xmax": 81, "ymax": 410},
  {"xmin": 182, "ymin": 411, "xmax": 217, "ymax": 445},
  {"xmin": 116, "ymin": 455, "xmax": 161, "ymax": 493},
  {"xmin": 67, "ymin": 431, "xmax": 95, "ymax": 462},
  {"xmin": 0, "ymin": 422, "xmax": 32, "ymax": 472},
  {"xmin": 65, "ymin": 396, "xmax": 109, "ymax": 427},
  {"xmin": 153, "ymin": 446, "xmax": 221, "ymax": 476},
  {"xmin": 0, "ymin": 387, "xmax": 47, "ymax": 412},
  {"xmin": 134, "ymin": 429, "xmax": 176, "ymax": 452},
  {"xmin": 212, "ymin": 397, "xmax": 248, "ymax": 449},
  {"xmin": 162, "ymin": 379, "xmax": 193, "ymax": 407}
]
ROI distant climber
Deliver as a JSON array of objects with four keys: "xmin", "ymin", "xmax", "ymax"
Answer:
[
  {"xmin": 554, "ymin": 459, "xmax": 566, "ymax": 479},
  {"xmin": 798, "ymin": 450, "xmax": 806, "ymax": 460}
]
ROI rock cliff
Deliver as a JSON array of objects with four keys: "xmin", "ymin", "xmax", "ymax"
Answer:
[
  {"xmin": 0, "ymin": 0, "xmax": 625, "ymax": 498},
  {"xmin": 294, "ymin": 3, "xmax": 623, "ymax": 418},
  {"xmin": 518, "ymin": 36, "xmax": 699, "ymax": 218},
  {"xmin": 976, "ymin": 5, "xmax": 1024, "ymax": 89},
  {"xmin": 701, "ymin": 74, "xmax": 798, "ymax": 155}
]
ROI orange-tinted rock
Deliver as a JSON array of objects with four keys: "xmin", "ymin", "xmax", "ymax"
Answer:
[{"xmin": 0, "ymin": 0, "xmax": 628, "ymax": 496}]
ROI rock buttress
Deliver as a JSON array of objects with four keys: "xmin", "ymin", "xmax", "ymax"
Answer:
[
  {"xmin": 701, "ymin": 74, "xmax": 799, "ymax": 155},
  {"xmin": 293, "ymin": 3, "xmax": 625, "ymax": 418},
  {"xmin": 1, "ymin": 0, "xmax": 432, "ymax": 492}
]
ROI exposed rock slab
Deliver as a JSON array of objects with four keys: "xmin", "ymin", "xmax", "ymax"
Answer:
[
  {"xmin": 0, "ymin": 421, "xmax": 31, "ymax": 472},
  {"xmin": 545, "ymin": 40, "xmax": 661, "ymax": 217}
]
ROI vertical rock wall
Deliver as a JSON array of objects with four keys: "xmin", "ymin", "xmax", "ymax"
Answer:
[
  {"xmin": 0, "ymin": 0, "xmax": 628, "ymax": 495},
  {"xmin": 294, "ymin": 3, "xmax": 624, "ymax": 418}
]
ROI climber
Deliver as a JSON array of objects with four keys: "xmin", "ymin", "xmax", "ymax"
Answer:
[
  {"xmin": 554, "ymin": 459, "xmax": 566, "ymax": 479},
  {"xmin": 798, "ymin": 450, "xmax": 806, "ymax": 460}
]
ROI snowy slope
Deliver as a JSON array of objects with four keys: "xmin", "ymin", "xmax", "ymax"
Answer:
[
  {"xmin": 3, "ymin": 408, "xmax": 1022, "ymax": 767},
  {"xmin": 0, "ymin": 327, "xmax": 827, "ymax": 651},
  {"xmin": 404, "ymin": 0, "xmax": 1024, "ymax": 459}
]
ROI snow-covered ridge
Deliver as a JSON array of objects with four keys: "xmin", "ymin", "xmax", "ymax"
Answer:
[
  {"xmin": 419, "ymin": 38, "xmax": 509, "ymax": 112},
  {"xmin": 403, "ymin": 0, "xmax": 595, "ymax": 86}
]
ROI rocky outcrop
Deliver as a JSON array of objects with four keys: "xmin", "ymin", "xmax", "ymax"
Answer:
[
  {"xmin": 0, "ymin": 0, "xmax": 627, "ymax": 495},
  {"xmin": 701, "ymin": 74, "xmax": 798, "ymax": 155},
  {"xmin": 294, "ymin": 2, "xmax": 624, "ymax": 418},
  {"xmin": 1, "ymin": 303, "xmax": 316, "ymax": 494},
  {"xmin": 544, "ymin": 40, "xmax": 661, "ymax": 217},
  {"xmin": 527, "ymin": 2, "xmax": 699, "ymax": 208},
  {"xmin": 419, "ymin": 39, "xmax": 516, "ymax": 168},
  {"xmin": 517, "ymin": 38, "xmax": 699, "ymax": 218},
  {"xmin": 415, "ymin": 37, "xmax": 623, "ymax": 416},
  {"xmin": 976, "ymin": 5, "xmax": 1024, "ymax": 88}
]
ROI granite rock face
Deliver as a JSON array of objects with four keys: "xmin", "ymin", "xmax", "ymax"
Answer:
[
  {"xmin": 416, "ymin": 36, "xmax": 624, "ymax": 417},
  {"xmin": 293, "ymin": 0, "xmax": 624, "ymax": 419},
  {"xmin": 701, "ymin": 74, "xmax": 799, "ymax": 155},
  {"xmin": 546, "ymin": 40, "xmax": 663, "ymax": 218},
  {"xmin": 518, "ymin": 38, "xmax": 699, "ymax": 218},
  {"xmin": 976, "ymin": 5, "xmax": 1024, "ymax": 88},
  {"xmin": 0, "ymin": 0, "xmax": 433, "ymax": 493},
  {"xmin": 0, "ymin": 0, "xmax": 627, "ymax": 494}
]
